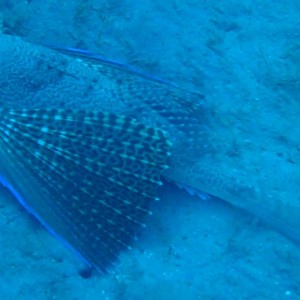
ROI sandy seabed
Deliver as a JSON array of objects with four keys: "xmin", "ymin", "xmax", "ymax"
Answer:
[{"xmin": 0, "ymin": 1, "xmax": 299, "ymax": 299}]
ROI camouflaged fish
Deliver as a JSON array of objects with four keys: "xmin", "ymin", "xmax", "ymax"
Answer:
[
  {"xmin": 0, "ymin": 34, "xmax": 299, "ymax": 271},
  {"xmin": 0, "ymin": 34, "xmax": 204, "ymax": 272}
]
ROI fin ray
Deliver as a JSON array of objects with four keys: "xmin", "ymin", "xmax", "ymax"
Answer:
[{"xmin": 0, "ymin": 108, "xmax": 170, "ymax": 271}]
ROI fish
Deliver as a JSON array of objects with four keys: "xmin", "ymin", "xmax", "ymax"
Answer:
[{"xmin": 0, "ymin": 34, "xmax": 299, "ymax": 271}]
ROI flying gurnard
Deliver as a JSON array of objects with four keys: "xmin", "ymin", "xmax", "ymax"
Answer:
[{"xmin": 0, "ymin": 34, "xmax": 299, "ymax": 272}]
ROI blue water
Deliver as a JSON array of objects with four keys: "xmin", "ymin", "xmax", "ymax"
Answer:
[{"xmin": 1, "ymin": 1, "xmax": 300, "ymax": 299}]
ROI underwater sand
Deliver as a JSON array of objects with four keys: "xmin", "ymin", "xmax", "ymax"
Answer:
[
  {"xmin": 0, "ymin": 0, "xmax": 300, "ymax": 299},
  {"xmin": 1, "ymin": 183, "xmax": 300, "ymax": 299}
]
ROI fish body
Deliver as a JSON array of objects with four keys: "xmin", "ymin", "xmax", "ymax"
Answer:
[
  {"xmin": 0, "ymin": 34, "xmax": 299, "ymax": 270},
  {"xmin": 0, "ymin": 34, "xmax": 210, "ymax": 197},
  {"xmin": 1, "ymin": 34, "xmax": 204, "ymax": 271}
]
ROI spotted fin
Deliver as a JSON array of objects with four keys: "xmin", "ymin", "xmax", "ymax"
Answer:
[
  {"xmin": 48, "ymin": 44, "xmax": 207, "ymax": 143},
  {"xmin": 0, "ymin": 108, "xmax": 170, "ymax": 272}
]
